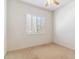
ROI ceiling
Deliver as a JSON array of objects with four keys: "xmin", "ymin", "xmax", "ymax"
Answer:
[{"xmin": 20, "ymin": 0, "xmax": 74, "ymax": 11}]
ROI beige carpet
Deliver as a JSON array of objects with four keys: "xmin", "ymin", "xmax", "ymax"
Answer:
[{"xmin": 5, "ymin": 43, "xmax": 75, "ymax": 59}]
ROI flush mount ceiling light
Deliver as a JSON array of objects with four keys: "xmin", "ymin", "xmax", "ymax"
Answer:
[{"xmin": 45, "ymin": 0, "xmax": 59, "ymax": 7}]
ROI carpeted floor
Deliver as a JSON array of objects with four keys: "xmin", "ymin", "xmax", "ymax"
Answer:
[{"xmin": 5, "ymin": 43, "xmax": 75, "ymax": 59}]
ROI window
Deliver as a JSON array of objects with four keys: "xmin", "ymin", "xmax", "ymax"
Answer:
[{"xmin": 26, "ymin": 14, "xmax": 45, "ymax": 34}]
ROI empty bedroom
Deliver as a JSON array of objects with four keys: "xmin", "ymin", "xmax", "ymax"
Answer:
[{"xmin": 5, "ymin": 0, "xmax": 75, "ymax": 59}]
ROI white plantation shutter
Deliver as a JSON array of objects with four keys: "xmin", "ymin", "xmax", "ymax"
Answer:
[
  {"xmin": 26, "ymin": 14, "xmax": 45, "ymax": 34},
  {"xmin": 26, "ymin": 14, "xmax": 32, "ymax": 33},
  {"xmin": 32, "ymin": 16, "xmax": 37, "ymax": 32}
]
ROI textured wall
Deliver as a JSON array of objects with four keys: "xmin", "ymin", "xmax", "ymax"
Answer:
[
  {"xmin": 7, "ymin": 0, "xmax": 53, "ymax": 51},
  {"xmin": 54, "ymin": 1, "xmax": 75, "ymax": 49}
]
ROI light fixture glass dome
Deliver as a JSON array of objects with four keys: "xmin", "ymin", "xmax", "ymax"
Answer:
[{"xmin": 45, "ymin": 0, "xmax": 59, "ymax": 7}]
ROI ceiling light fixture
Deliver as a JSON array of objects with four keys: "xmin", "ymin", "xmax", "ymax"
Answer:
[{"xmin": 45, "ymin": 0, "xmax": 59, "ymax": 7}]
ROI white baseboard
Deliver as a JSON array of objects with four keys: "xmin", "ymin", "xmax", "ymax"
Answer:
[
  {"xmin": 53, "ymin": 41, "xmax": 75, "ymax": 50},
  {"xmin": 8, "ymin": 41, "xmax": 52, "ymax": 51}
]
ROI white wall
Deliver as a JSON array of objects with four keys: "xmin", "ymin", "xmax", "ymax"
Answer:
[
  {"xmin": 4, "ymin": 20, "xmax": 7, "ymax": 55},
  {"xmin": 7, "ymin": 0, "xmax": 53, "ymax": 51},
  {"xmin": 54, "ymin": 1, "xmax": 75, "ymax": 49},
  {"xmin": 4, "ymin": 0, "xmax": 7, "ymax": 55}
]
